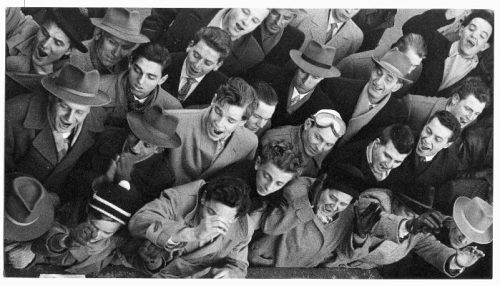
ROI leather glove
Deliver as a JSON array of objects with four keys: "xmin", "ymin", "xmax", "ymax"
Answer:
[
  {"xmin": 354, "ymin": 202, "xmax": 382, "ymax": 237},
  {"xmin": 406, "ymin": 210, "xmax": 445, "ymax": 235}
]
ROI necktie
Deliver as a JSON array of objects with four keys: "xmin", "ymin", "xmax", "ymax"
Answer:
[
  {"xmin": 178, "ymin": 77, "xmax": 196, "ymax": 102},
  {"xmin": 289, "ymin": 94, "xmax": 301, "ymax": 108},
  {"xmin": 325, "ymin": 23, "xmax": 338, "ymax": 43},
  {"xmin": 57, "ymin": 137, "xmax": 71, "ymax": 162}
]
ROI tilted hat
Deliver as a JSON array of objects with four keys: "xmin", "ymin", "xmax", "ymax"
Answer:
[
  {"xmin": 4, "ymin": 174, "xmax": 60, "ymax": 242},
  {"xmin": 372, "ymin": 49, "xmax": 414, "ymax": 83},
  {"xmin": 41, "ymin": 63, "xmax": 110, "ymax": 106},
  {"xmin": 91, "ymin": 8, "xmax": 149, "ymax": 44},
  {"xmin": 127, "ymin": 105, "xmax": 182, "ymax": 148},
  {"xmin": 453, "ymin": 196, "xmax": 492, "ymax": 244},
  {"xmin": 290, "ymin": 40, "xmax": 341, "ymax": 78},
  {"xmin": 90, "ymin": 181, "xmax": 141, "ymax": 225},
  {"xmin": 46, "ymin": 8, "xmax": 94, "ymax": 53}
]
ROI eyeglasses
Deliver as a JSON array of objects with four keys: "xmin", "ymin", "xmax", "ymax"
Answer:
[{"xmin": 313, "ymin": 112, "xmax": 346, "ymax": 138}]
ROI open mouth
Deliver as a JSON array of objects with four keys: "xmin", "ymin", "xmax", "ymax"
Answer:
[
  {"xmin": 35, "ymin": 46, "xmax": 48, "ymax": 59},
  {"xmin": 466, "ymin": 39, "xmax": 476, "ymax": 48},
  {"xmin": 418, "ymin": 140, "xmax": 431, "ymax": 152},
  {"xmin": 235, "ymin": 23, "xmax": 244, "ymax": 32}
]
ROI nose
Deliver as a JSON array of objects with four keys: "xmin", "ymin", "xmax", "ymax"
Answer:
[
  {"xmin": 138, "ymin": 74, "xmax": 146, "ymax": 85},
  {"xmin": 112, "ymin": 45, "xmax": 121, "ymax": 57},
  {"xmin": 41, "ymin": 37, "xmax": 51, "ymax": 49},
  {"xmin": 194, "ymin": 59, "xmax": 203, "ymax": 70},
  {"xmin": 64, "ymin": 110, "xmax": 76, "ymax": 123},
  {"xmin": 257, "ymin": 118, "xmax": 267, "ymax": 128},
  {"xmin": 277, "ymin": 15, "xmax": 286, "ymax": 27},
  {"xmin": 130, "ymin": 140, "xmax": 143, "ymax": 153}
]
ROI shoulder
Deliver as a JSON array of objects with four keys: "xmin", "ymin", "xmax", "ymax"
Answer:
[
  {"xmin": 157, "ymin": 88, "xmax": 182, "ymax": 109},
  {"xmin": 161, "ymin": 179, "xmax": 205, "ymax": 204},
  {"xmin": 261, "ymin": 125, "xmax": 297, "ymax": 144},
  {"xmin": 233, "ymin": 126, "xmax": 258, "ymax": 145},
  {"xmin": 345, "ymin": 19, "xmax": 363, "ymax": 35},
  {"xmin": 283, "ymin": 176, "xmax": 315, "ymax": 202},
  {"xmin": 404, "ymin": 94, "xmax": 440, "ymax": 107}
]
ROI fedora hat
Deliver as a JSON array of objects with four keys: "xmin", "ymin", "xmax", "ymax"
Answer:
[
  {"xmin": 290, "ymin": 40, "xmax": 340, "ymax": 78},
  {"xmin": 91, "ymin": 8, "xmax": 149, "ymax": 44},
  {"xmin": 127, "ymin": 105, "xmax": 181, "ymax": 148},
  {"xmin": 46, "ymin": 8, "xmax": 94, "ymax": 53},
  {"xmin": 4, "ymin": 174, "xmax": 60, "ymax": 242},
  {"xmin": 41, "ymin": 63, "xmax": 110, "ymax": 106},
  {"xmin": 453, "ymin": 196, "xmax": 492, "ymax": 244},
  {"xmin": 372, "ymin": 49, "xmax": 413, "ymax": 84}
]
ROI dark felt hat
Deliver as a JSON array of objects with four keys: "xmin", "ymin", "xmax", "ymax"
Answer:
[
  {"xmin": 290, "ymin": 40, "xmax": 341, "ymax": 78},
  {"xmin": 41, "ymin": 63, "xmax": 110, "ymax": 106},
  {"xmin": 127, "ymin": 105, "xmax": 181, "ymax": 148},
  {"xmin": 46, "ymin": 8, "xmax": 94, "ymax": 53},
  {"xmin": 372, "ymin": 49, "xmax": 413, "ymax": 83}
]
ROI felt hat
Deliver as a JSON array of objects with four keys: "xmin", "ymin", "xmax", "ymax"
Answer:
[
  {"xmin": 290, "ymin": 40, "xmax": 341, "ymax": 78},
  {"xmin": 453, "ymin": 196, "xmax": 492, "ymax": 244},
  {"xmin": 91, "ymin": 8, "xmax": 149, "ymax": 44},
  {"xmin": 372, "ymin": 49, "xmax": 414, "ymax": 83},
  {"xmin": 41, "ymin": 63, "xmax": 110, "ymax": 106},
  {"xmin": 4, "ymin": 174, "xmax": 60, "ymax": 242},
  {"xmin": 90, "ymin": 181, "xmax": 141, "ymax": 225},
  {"xmin": 45, "ymin": 8, "xmax": 94, "ymax": 53},
  {"xmin": 126, "ymin": 105, "xmax": 181, "ymax": 148}
]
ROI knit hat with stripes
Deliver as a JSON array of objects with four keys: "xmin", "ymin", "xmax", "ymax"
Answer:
[{"xmin": 89, "ymin": 182, "xmax": 140, "ymax": 225}]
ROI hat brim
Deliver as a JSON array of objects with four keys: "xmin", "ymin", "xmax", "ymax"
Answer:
[
  {"xmin": 127, "ymin": 112, "xmax": 182, "ymax": 148},
  {"xmin": 4, "ymin": 192, "xmax": 54, "ymax": 242},
  {"xmin": 372, "ymin": 57, "xmax": 413, "ymax": 84},
  {"xmin": 290, "ymin": 50, "xmax": 340, "ymax": 78},
  {"xmin": 453, "ymin": 196, "xmax": 493, "ymax": 244},
  {"xmin": 91, "ymin": 18, "xmax": 150, "ymax": 44},
  {"xmin": 48, "ymin": 9, "xmax": 88, "ymax": 53},
  {"xmin": 41, "ymin": 76, "xmax": 110, "ymax": 107}
]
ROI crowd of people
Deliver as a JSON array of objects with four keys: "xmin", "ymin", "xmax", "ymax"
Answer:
[{"xmin": 4, "ymin": 7, "xmax": 493, "ymax": 278}]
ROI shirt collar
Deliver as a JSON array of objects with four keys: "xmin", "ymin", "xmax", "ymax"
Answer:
[{"xmin": 292, "ymin": 86, "xmax": 310, "ymax": 101}]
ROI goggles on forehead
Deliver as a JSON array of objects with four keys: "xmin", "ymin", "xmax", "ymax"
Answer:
[{"xmin": 312, "ymin": 110, "xmax": 346, "ymax": 138}]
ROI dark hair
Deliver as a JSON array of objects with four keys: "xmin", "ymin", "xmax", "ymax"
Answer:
[
  {"xmin": 131, "ymin": 42, "xmax": 171, "ymax": 76},
  {"xmin": 259, "ymin": 140, "xmax": 303, "ymax": 174},
  {"xmin": 379, "ymin": 124, "xmax": 415, "ymax": 155},
  {"xmin": 310, "ymin": 164, "xmax": 366, "ymax": 204},
  {"xmin": 392, "ymin": 33, "xmax": 427, "ymax": 58},
  {"xmin": 455, "ymin": 76, "xmax": 491, "ymax": 107},
  {"xmin": 252, "ymin": 81, "xmax": 278, "ymax": 106},
  {"xmin": 42, "ymin": 8, "xmax": 93, "ymax": 51},
  {"xmin": 214, "ymin": 77, "xmax": 258, "ymax": 120},
  {"xmin": 191, "ymin": 26, "xmax": 232, "ymax": 62},
  {"xmin": 462, "ymin": 9, "xmax": 494, "ymax": 44},
  {"xmin": 200, "ymin": 176, "xmax": 251, "ymax": 218},
  {"xmin": 429, "ymin": 110, "xmax": 461, "ymax": 142}
]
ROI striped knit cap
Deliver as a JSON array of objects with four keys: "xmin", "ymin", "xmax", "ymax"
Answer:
[{"xmin": 89, "ymin": 182, "xmax": 140, "ymax": 225}]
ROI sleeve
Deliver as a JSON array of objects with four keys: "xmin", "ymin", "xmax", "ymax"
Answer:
[
  {"xmin": 31, "ymin": 222, "xmax": 78, "ymax": 267},
  {"xmin": 222, "ymin": 230, "xmax": 253, "ymax": 278},
  {"xmin": 128, "ymin": 189, "xmax": 190, "ymax": 249},
  {"xmin": 413, "ymin": 234, "xmax": 459, "ymax": 277}
]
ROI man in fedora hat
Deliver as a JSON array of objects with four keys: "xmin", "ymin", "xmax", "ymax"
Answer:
[
  {"xmin": 321, "ymin": 49, "xmax": 414, "ymax": 146},
  {"xmin": 322, "ymin": 191, "xmax": 488, "ymax": 278},
  {"xmin": 164, "ymin": 77, "xmax": 258, "ymax": 186},
  {"xmin": 6, "ymin": 8, "xmax": 94, "ymax": 98},
  {"xmin": 261, "ymin": 109, "xmax": 346, "ymax": 178},
  {"xmin": 69, "ymin": 105, "xmax": 182, "ymax": 217},
  {"xmin": 4, "ymin": 174, "xmax": 60, "ymax": 269},
  {"xmin": 70, "ymin": 8, "xmax": 149, "ymax": 75},
  {"xmin": 250, "ymin": 40, "xmax": 340, "ymax": 127},
  {"xmin": 142, "ymin": 8, "xmax": 269, "ymax": 76},
  {"xmin": 98, "ymin": 42, "xmax": 182, "ymax": 128},
  {"xmin": 5, "ymin": 63, "xmax": 110, "ymax": 203}
]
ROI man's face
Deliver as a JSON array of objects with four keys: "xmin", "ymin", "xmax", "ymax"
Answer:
[
  {"xmin": 128, "ymin": 57, "xmax": 168, "ymax": 99},
  {"xmin": 88, "ymin": 218, "xmax": 122, "ymax": 243},
  {"xmin": 206, "ymin": 98, "xmax": 247, "ymax": 141},
  {"xmin": 370, "ymin": 139, "xmax": 409, "ymax": 175},
  {"xmin": 263, "ymin": 9, "xmax": 296, "ymax": 35},
  {"xmin": 302, "ymin": 122, "xmax": 338, "ymax": 157},
  {"xmin": 449, "ymin": 94, "xmax": 486, "ymax": 128},
  {"xmin": 200, "ymin": 199, "xmax": 238, "ymax": 226},
  {"xmin": 333, "ymin": 9, "xmax": 360, "ymax": 23},
  {"xmin": 292, "ymin": 68, "xmax": 324, "ymax": 94},
  {"xmin": 254, "ymin": 159, "xmax": 295, "ymax": 196},
  {"xmin": 316, "ymin": 188, "xmax": 353, "ymax": 224},
  {"xmin": 223, "ymin": 8, "xmax": 269, "ymax": 39},
  {"xmin": 95, "ymin": 32, "xmax": 137, "ymax": 68},
  {"xmin": 416, "ymin": 117, "xmax": 454, "ymax": 157},
  {"xmin": 32, "ymin": 21, "xmax": 72, "ymax": 67},
  {"xmin": 458, "ymin": 17, "xmax": 492, "ymax": 58},
  {"xmin": 403, "ymin": 48, "xmax": 423, "ymax": 73},
  {"xmin": 50, "ymin": 98, "xmax": 91, "ymax": 133},
  {"xmin": 185, "ymin": 39, "xmax": 223, "ymax": 78},
  {"xmin": 122, "ymin": 133, "xmax": 161, "ymax": 162},
  {"xmin": 367, "ymin": 66, "xmax": 402, "ymax": 103},
  {"xmin": 245, "ymin": 100, "xmax": 276, "ymax": 133},
  {"xmin": 449, "ymin": 221, "xmax": 473, "ymax": 249}
]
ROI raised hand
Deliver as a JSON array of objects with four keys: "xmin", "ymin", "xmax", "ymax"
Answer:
[
  {"xmin": 406, "ymin": 211, "xmax": 445, "ymax": 235},
  {"xmin": 456, "ymin": 245, "xmax": 485, "ymax": 267},
  {"xmin": 354, "ymin": 202, "xmax": 382, "ymax": 237},
  {"xmin": 115, "ymin": 153, "xmax": 135, "ymax": 182},
  {"xmin": 193, "ymin": 216, "xmax": 231, "ymax": 241}
]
